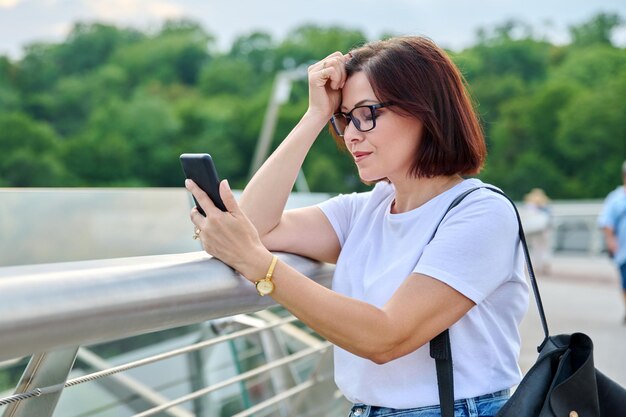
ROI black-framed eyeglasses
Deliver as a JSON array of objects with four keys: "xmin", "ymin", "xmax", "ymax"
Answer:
[{"xmin": 330, "ymin": 102, "xmax": 394, "ymax": 137}]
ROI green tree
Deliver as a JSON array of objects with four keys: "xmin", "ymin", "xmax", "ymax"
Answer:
[
  {"xmin": 55, "ymin": 23, "xmax": 142, "ymax": 75},
  {"xmin": 0, "ymin": 112, "xmax": 68, "ymax": 186},
  {"xmin": 570, "ymin": 13, "xmax": 623, "ymax": 47},
  {"xmin": 275, "ymin": 25, "xmax": 367, "ymax": 69},
  {"xmin": 111, "ymin": 20, "xmax": 213, "ymax": 86},
  {"xmin": 551, "ymin": 45, "xmax": 626, "ymax": 88},
  {"xmin": 2, "ymin": 14, "xmax": 625, "ymax": 197},
  {"xmin": 463, "ymin": 35, "xmax": 552, "ymax": 84},
  {"xmin": 555, "ymin": 71, "xmax": 626, "ymax": 197},
  {"xmin": 63, "ymin": 133, "xmax": 135, "ymax": 186},
  {"xmin": 62, "ymin": 93, "xmax": 182, "ymax": 186},
  {"xmin": 0, "ymin": 56, "xmax": 20, "ymax": 112},
  {"xmin": 15, "ymin": 43, "xmax": 61, "ymax": 94},
  {"xmin": 199, "ymin": 56, "xmax": 255, "ymax": 96},
  {"xmin": 229, "ymin": 31, "xmax": 276, "ymax": 74},
  {"xmin": 481, "ymin": 79, "xmax": 582, "ymax": 198},
  {"xmin": 172, "ymin": 93, "xmax": 246, "ymax": 185},
  {"xmin": 305, "ymin": 154, "xmax": 345, "ymax": 193}
]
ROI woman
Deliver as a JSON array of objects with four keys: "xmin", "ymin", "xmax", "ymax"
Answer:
[{"xmin": 186, "ymin": 36, "xmax": 529, "ymax": 416}]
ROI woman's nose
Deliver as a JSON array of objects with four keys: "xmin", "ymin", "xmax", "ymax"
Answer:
[{"xmin": 343, "ymin": 122, "xmax": 364, "ymax": 144}]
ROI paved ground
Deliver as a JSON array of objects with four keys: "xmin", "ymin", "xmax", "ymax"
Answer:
[{"xmin": 518, "ymin": 255, "xmax": 626, "ymax": 385}]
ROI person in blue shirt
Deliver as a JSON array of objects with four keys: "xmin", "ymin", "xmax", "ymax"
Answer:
[{"xmin": 598, "ymin": 160, "xmax": 626, "ymax": 323}]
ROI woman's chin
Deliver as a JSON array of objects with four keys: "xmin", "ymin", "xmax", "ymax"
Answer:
[
  {"xmin": 357, "ymin": 172, "xmax": 374, "ymax": 183},
  {"xmin": 358, "ymin": 171, "xmax": 385, "ymax": 183}
]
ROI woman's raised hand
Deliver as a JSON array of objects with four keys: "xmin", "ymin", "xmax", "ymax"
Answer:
[{"xmin": 307, "ymin": 51, "xmax": 349, "ymax": 119}]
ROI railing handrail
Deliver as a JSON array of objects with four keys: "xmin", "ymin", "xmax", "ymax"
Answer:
[{"xmin": 0, "ymin": 252, "xmax": 333, "ymax": 361}]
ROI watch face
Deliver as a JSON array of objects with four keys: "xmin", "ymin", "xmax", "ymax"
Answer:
[{"xmin": 256, "ymin": 279, "xmax": 274, "ymax": 295}]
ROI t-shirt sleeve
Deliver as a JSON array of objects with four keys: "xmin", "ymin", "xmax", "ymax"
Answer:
[
  {"xmin": 317, "ymin": 191, "xmax": 371, "ymax": 247},
  {"xmin": 597, "ymin": 192, "xmax": 616, "ymax": 228},
  {"xmin": 413, "ymin": 192, "xmax": 521, "ymax": 304}
]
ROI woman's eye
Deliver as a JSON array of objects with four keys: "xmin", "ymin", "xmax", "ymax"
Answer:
[{"xmin": 365, "ymin": 110, "xmax": 379, "ymax": 121}]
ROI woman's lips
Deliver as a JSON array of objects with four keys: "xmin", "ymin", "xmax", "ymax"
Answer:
[{"xmin": 353, "ymin": 152, "xmax": 372, "ymax": 163}]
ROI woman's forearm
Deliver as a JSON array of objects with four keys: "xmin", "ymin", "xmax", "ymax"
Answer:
[
  {"xmin": 241, "ymin": 250, "xmax": 397, "ymax": 362},
  {"xmin": 239, "ymin": 111, "xmax": 329, "ymax": 236}
]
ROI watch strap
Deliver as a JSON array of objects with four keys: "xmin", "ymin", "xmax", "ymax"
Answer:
[
  {"xmin": 255, "ymin": 255, "xmax": 278, "ymax": 296},
  {"xmin": 265, "ymin": 255, "xmax": 278, "ymax": 280}
]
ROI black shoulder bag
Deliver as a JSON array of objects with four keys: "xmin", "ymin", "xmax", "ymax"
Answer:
[{"xmin": 429, "ymin": 187, "xmax": 626, "ymax": 417}]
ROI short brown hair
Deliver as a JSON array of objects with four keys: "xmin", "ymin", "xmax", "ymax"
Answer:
[{"xmin": 332, "ymin": 36, "xmax": 486, "ymax": 178}]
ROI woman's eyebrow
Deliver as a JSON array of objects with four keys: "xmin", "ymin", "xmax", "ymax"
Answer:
[{"xmin": 340, "ymin": 99, "xmax": 378, "ymax": 111}]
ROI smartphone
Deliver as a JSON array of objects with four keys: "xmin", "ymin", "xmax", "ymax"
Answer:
[{"xmin": 180, "ymin": 153, "xmax": 227, "ymax": 214}]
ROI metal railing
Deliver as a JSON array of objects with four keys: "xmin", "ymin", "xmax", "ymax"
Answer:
[
  {"xmin": 0, "ymin": 252, "xmax": 345, "ymax": 417},
  {"xmin": 0, "ymin": 187, "xmax": 609, "ymax": 416},
  {"xmin": 550, "ymin": 201, "xmax": 606, "ymax": 255}
]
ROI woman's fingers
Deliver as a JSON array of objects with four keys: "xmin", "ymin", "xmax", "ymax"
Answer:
[
  {"xmin": 309, "ymin": 51, "xmax": 347, "ymax": 89},
  {"xmin": 186, "ymin": 180, "xmax": 265, "ymax": 272},
  {"xmin": 326, "ymin": 54, "xmax": 348, "ymax": 88},
  {"xmin": 189, "ymin": 207, "xmax": 204, "ymax": 234},
  {"xmin": 219, "ymin": 180, "xmax": 240, "ymax": 215},
  {"xmin": 317, "ymin": 53, "xmax": 347, "ymax": 89},
  {"xmin": 307, "ymin": 51, "xmax": 349, "ymax": 117},
  {"xmin": 311, "ymin": 51, "xmax": 343, "ymax": 71},
  {"xmin": 185, "ymin": 179, "xmax": 216, "ymax": 215}
]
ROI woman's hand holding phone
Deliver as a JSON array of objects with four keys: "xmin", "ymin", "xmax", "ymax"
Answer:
[
  {"xmin": 181, "ymin": 154, "xmax": 271, "ymax": 281},
  {"xmin": 185, "ymin": 178, "xmax": 271, "ymax": 280}
]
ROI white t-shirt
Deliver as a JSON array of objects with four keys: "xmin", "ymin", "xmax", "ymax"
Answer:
[{"xmin": 317, "ymin": 178, "xmax": 529, "ymax": 409}]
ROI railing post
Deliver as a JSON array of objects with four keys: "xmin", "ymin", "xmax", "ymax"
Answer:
[
  {"xmin": 2, "ymin": 347, "xmax": 78, "ymax": 417},
  {"xmin": 289, "ymin": 346, "xmax": 337, "ymax": 416},
  {"xmin": 258, "ymin": 328, "xmax": 297, "ymax": 417},
  {"xmin": 187, "ymin": 323, "xmax": 213, "ymax": 417}
]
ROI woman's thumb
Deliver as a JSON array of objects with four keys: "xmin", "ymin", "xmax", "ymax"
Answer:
[{"xmin": 219, "ymin": 179, "xmax": 238, "ymax": 213}]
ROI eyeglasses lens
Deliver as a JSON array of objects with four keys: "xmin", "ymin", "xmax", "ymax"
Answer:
[
  {"xmin": 352, "ymin": 107, "xmax": 374, "ymax": 132},
  {"xmin": 332, "ymin": 106, "xmax": 375, "ymax": 136}
]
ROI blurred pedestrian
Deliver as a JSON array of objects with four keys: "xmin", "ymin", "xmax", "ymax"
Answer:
[
  {"xmin": 598, "ymin": 160, "xmax": 626, "ymax": 323},
  {"xmin": 523, "ymin": 188, "xmax": 552, "ymax": 274}
]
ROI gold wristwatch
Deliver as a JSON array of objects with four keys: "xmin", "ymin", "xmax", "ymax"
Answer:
[{"xmin": 255, "ymin": 255, "xmax": 278, "ymax": 296}]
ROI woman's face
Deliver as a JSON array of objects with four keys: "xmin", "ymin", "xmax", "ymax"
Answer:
[{"xmin": 340, "ymin": 72, "xmax": 423, "ymax": 183}]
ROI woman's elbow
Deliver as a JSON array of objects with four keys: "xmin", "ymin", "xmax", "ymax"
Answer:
[
  {"xmin": 364, "ymin": 344, "xmax": 402, "ymax": 365},
  {"xmin": 364, "ymin": 337, "xmax": 427, "ymax": 365},
  {"xmin": 368, "ymin": 351, "xmax": 395, "ymax": 365}
]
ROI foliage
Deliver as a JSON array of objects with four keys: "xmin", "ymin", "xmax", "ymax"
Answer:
[
  {"xmin": 0, "ymin": 15, "xmax": 625, "ymax": 199},
  {"xmin": 455, "ymin": 15, "xmax": 626, "ymax": 198},
  {"xmin": 0, "ymin": 112, "xmax": 69, "ymax": 186},
  {"xmin": 570, "ymin": 13, "xmax": 623, "ymax": 47}
]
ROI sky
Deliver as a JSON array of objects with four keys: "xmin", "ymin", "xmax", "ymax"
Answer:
[{"xmin": 0, "ymin": 0, "xmax": 625, "ymax": 59}]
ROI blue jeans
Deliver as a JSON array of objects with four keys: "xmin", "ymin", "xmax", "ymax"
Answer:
[
  {"xmin": 347, "ymin": 389, "xmax": 510, "ymax": 417},
  {"xmin": 619, "ymin": 263, "xmax": 626, "ymax": 290}
]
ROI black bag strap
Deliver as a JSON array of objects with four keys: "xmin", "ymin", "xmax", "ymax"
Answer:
[{"xmin": 428, "ymin": 186, "xmax": 550, "ymax": 417}]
